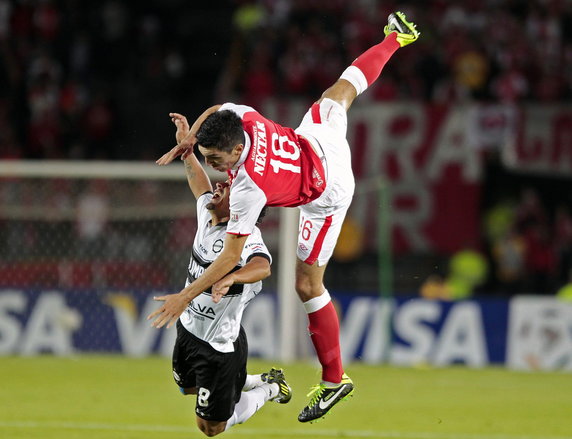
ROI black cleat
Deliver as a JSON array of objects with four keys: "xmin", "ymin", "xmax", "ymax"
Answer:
[{"xmin": 298, "ymin": 374, "xmax": 354, "ymax": 423}]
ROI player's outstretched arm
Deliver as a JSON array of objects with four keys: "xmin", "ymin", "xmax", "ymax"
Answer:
[
  {"xmin": 156, "ymin": 105, "xmax": 221, "ymax": 166},
  {"xmin": 147, "ymin": 233, "xmax": 248, "ymax": 328},
  {"xmin": 212, "ymin": 256, "xmax": 271, "ymax": 303}
]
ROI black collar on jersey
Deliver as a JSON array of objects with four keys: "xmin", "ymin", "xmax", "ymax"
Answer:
[{"xmin": 209, "ymin": 220, "xmax": 228, "ymax": 227}]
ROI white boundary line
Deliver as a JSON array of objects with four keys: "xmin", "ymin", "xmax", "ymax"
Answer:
[{"xmin": 0, "ymin": 421, "xmax": 571, "ymax": 439}]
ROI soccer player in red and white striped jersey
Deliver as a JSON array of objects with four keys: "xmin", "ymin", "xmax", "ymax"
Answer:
[{"xmin": 149, "ymin": 11, "xmax": 419, "ymax": 423}]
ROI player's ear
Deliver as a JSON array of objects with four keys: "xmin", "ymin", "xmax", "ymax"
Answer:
[{"xmin": 233, "ymin": 144, "xmax": 244, "ymax": 156}]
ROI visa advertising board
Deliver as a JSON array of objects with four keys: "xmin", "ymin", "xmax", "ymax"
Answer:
[{"xmin": 0, "ymin": 289, "xmax": 570, "ymax": 371}]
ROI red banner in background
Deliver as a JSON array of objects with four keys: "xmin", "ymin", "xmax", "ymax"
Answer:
[
  {"xmin": 262, "ymin": 101, "xmax": 571, "ymax": 255},
  {"xmin": 346, "ymin": 103, "xmax": 484, "ymax": 254},
  {"xmin": 504, "ymin": 105, "xmax": 572, "ymax": 176},
  {"xmin": 264, "ymin": 101, "xmax": 484, "ymax": 254}
]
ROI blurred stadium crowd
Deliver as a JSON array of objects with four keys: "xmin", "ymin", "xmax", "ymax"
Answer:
[
  {"xmin": 1, "ymin": 0, "xmax": 571, "ymax": 297},
  {"xmin": 224, "ymin": 0, "xmax": 572, "ymax": 105},
  {"xmin": 418, "ymin": 186, "xmax": 572, "ymax": 300},
  {"xmin": 1, "ymin": 0, "xmax": 572, "ymax": 160}
]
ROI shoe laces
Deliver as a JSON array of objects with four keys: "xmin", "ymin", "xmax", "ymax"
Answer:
[{"xmin": 306, "ymin": 383, "xmax": 326, "ymax": 406}]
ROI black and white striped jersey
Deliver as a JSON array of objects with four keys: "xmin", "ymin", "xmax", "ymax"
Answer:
[{"xmin": 179, "ymin": 192, "xmax": 271, "ymax": 353}]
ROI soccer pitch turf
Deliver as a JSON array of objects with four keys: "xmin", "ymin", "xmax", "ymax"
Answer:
[{"xmin": 1, "ymin": 356, "xmax": 571, "ymax": 439}]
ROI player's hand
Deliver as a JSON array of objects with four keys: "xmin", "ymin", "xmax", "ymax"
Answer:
[
  {"xmin": 212, "ymin": 276, "xmax": 234, "ymax": 304},
  {"xmin": 156, "ymin": 113, "xmax": 196, "ymax": 165},
  {"xmin": 147, "ymin": 293, "xmax": 188, "ymax": 329},
  {"xmin": 170, "ymin": 112, "xmax": 190, "ymax": 144},
  {"xmin": 156, "ymin": 140, "xmax": 195, "ymax": 165}
]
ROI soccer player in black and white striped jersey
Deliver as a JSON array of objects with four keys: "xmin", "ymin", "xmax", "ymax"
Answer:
[{"xmin": 163, "ymin": 113, "xmax": 292, "ymax": 437}]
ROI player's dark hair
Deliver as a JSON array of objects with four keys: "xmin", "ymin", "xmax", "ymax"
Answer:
[
  {"xmin": 256, "ymin": 206, "xmax": 268, "ymax": 225},
  {"xmin": 196, "ymin": 110, "xmax": 244, "ymax": 153}
]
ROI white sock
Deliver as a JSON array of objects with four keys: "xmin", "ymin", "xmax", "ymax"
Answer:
[
  {"xmin": 242, "ymin": 374, "xmax": 265, "ymax": 391},
  {"xmin": 339, "ymin": 65, "xmax": 368, "ymax": 95},
  {"xmin": 303, "ymin": 290, "xmax": 331, "ymax": 314},
  {"xmin": 225, "ymin": 384, "xmax": 278, "ymax": 430}
]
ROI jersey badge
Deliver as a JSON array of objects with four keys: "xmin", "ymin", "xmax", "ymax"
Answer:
[{"xmin": 212, "ymin": 239, "xmax": 223, "ymax": 253}]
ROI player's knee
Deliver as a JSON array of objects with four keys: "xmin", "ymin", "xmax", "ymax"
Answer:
[
  {"xmin": 295, "ymin": 276, "xmax": 310, "ymax": 299},
  {"xmin": 295, "ymin": 276, "xmax": 321, "ymax": 301},
  {"xmin": 295, "ymin": 259, "xmax": 326, "ymax": 301},
  {"xmin": 319, "ymin": 80, "xmax": 356, "ymax": 111}
]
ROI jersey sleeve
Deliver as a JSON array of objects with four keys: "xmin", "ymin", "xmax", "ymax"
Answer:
[
  {"xmin": 196, "ymin": 192, "xmax": 213, "ymax": 226},
  {"xmin": 227, "ymin": 168, "xmax": 267, "ymax": 236},
  {"xmin": 219, "ymin": 102, "xmax": 257, "ymax": 119},
  {"xmin": 241, "ymin": 226, "xmax": 272, "ymax": 265}
]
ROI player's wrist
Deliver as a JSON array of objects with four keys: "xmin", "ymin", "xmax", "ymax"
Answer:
[
  {"xmin": 180, "ymin": 287, "xmax": 196, "ymax": 304},
  {"xmin": 183, "ymin": 156, "xmax": 195, "ymax": 167}
]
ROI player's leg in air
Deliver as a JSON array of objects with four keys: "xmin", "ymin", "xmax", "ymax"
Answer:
[
  {"xmin": 295, "ymin": 12, "xmax": 419, "ymax": 424},
  {"xmin": 320, "ymin": 11, "xmax": 420, "ymax": 111}
]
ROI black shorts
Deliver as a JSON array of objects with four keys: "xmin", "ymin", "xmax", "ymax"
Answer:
[{"xmin": 172, "ymin": 320, "xmax": 248, "ymax": 422}]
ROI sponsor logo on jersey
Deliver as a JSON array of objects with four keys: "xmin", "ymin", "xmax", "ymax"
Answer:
[
  {"xmin": 253, "ymin": 121, "xmax": 268, "ymax": 176},
  {"xmin": 190, "ymin": 300, "xmax": 217, "ymax": 318},
  {"xmin": 188, "ymin": 258, "xmax": 206, "ymax": 280},
  {"xmin": 248, "ymin": 244, "xmax": 263, "ymax": 252},
  {"xmin": 212, "ymin": 239, "xmax": 223, "ymax": 253},
  {"xmin": 230, "ymin": 212, "xmax": 239, "ymax": 222},
  {"xmin": 299, "ymin": 243, "xmax": 308, "ymax": 251},
  {"xmin": 312, "ymin": 167, "xmax": 324, "ymax": 187}
]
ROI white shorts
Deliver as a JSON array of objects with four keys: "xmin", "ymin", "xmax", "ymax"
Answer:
[{"xmin": 294, "ymin": 98, "xmax": 355, "ymax": 266}]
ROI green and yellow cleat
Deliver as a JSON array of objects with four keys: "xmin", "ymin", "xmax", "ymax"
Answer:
[
  {"xmin": 263, "ymin": 367, "xmax": 292, "ymax": 404},
  {"xmin": 298, "ymin": 373, "xmax": 354, "ymax": 423},
  {"xmin": 384, "ymin": 11, "xmax": 420, "ymax": 47}
]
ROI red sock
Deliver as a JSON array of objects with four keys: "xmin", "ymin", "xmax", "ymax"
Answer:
[
  {"xmin": 351, "ymin": 32, "xmax": 400, "ymax": 87},
  {"xmin": 307, "ymin": 301, "xmax": 343, "ymax": 383}
]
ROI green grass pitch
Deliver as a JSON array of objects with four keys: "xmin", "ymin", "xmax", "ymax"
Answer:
[{"xmin": 1, "ymin": 356, "xmax": 571, "ymax": 439}]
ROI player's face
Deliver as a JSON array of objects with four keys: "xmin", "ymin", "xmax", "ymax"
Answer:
[
  {"xmin": 198, "ymin": 145, "xmax": 243, "ymax": 172},
  {"xmin": 210, "ymin": 180, "xmax": 231, "ymax": 215}
]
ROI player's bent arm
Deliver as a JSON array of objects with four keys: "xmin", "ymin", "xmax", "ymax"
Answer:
[
  {"xmin": 180, "ymin": 233, "xmax": 248, "ymax": 302},
  {"xmin": 184, "ymin": 153, "xmax": 212, "ymax": 199},
  {"xmin": 186, "ymin": 105, "xmax": 222, "ymax": 142},
  {"xmin": 226, "ymin": 256, "xmax": 271, "ymax": 284}
]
